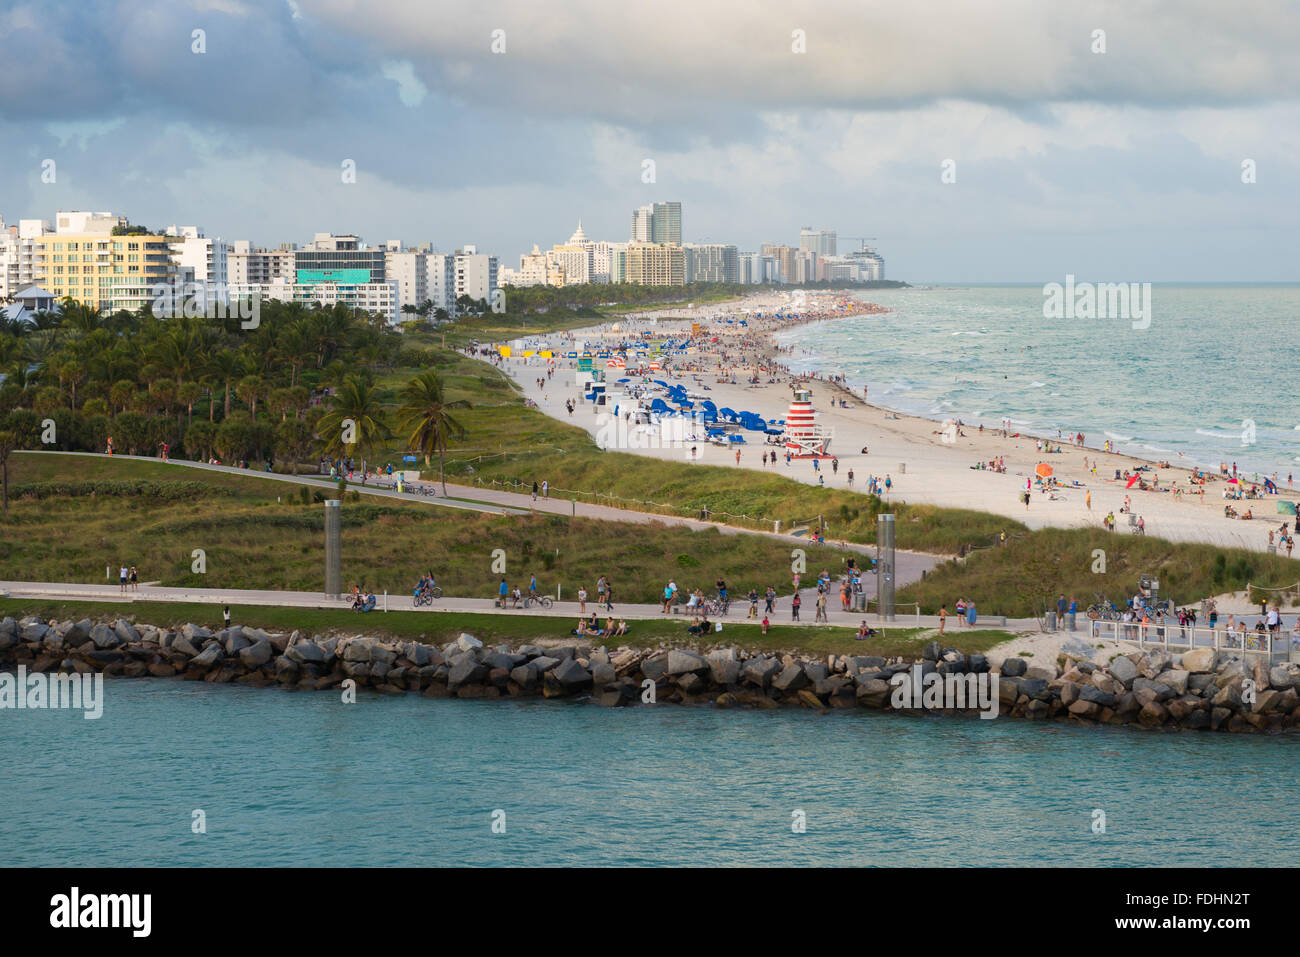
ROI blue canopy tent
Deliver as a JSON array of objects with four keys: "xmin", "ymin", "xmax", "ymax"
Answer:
[
  {"xmin": 649, "ymin": 398, "xmax": 671, "ymax": 413},
  {"xmin": 654, "ymin": 379, "xmax": 669, "ymax": 387},
  {"xmin": 617, "ymin": 377, "xmax": 631, "ymax": 383},
  {"xmin": 727, "ymin": 434, "xmax": 747, "ymax": 444}
]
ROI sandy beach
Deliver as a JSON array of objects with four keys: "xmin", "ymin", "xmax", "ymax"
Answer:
[{"xmin": 498, "ymin": 291, "xmax": 1297, "ymax": 557}]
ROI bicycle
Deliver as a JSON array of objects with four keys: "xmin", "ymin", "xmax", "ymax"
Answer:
[
  {"xmin": 522, "ymin": 594, "xmax": 554, "ymax": 609},
  {"xmin": 1086, "ymin": 600, "xmax": 1120, "ymax": 621},
  {"xmin": 412, "ymin": 586, "xmax": 442, "ymax": 607},
  {"xmin": 704, "ymin": 597, "xmax": 730, "ymax": 617}
]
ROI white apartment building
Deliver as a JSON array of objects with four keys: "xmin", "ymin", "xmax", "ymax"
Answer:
[
  {"xmin": 227, "ymin": 277, "xmax": 399, "ymax": 321},
  {"xmin": 165, "ymin": 225, "xmax": 229, "ymax": 299},
  {"xmin": 453, "ymin": 246, "xmax": 498, "ymax": 307},
  {"xmin": 228, "ymin": 242, "xmax": 295, "ymax": 284},
  {"xmin": 54, "ymin": 210, "xmax": 125, "ymax": 235},
  {"xmin": 0, "ymin": 218, "xmax": 49, "ymax": 300}
]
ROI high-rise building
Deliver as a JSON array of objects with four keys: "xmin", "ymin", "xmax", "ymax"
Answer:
[
  {"xmin": 454, "ymin": 246, "xmax": 498, "ymax": 306},
  {"xmin": 631, "ymin": 202, "xmax": 682, "ymax": 244},
  {"xmin": 650, "ymin": 202, "xmax": 682, "ymax": 245},
  {"xmin": 227, "ymin": 241, "xmax": 295, "ymax": 284},
  {"xmin": 684, "ymin": 244, "xmax": 739, "ymax": 283},
  {"xmin": 165, "ymin": 225, "xmax": 229, "ymax": 299},
  {"xmin": 549, "ymin": 222, "xmax": 594, "ymax": 285},
  {"xmin": 34, "ymin": 225, "xmax": 180, "ymax": 313},
  {"xmin": 631, "ymin": 205, "xmax": 653, "ymax": 242},
  {"xmin": 799, "ymin": 227, "xmax": 837, "ymax": 257},
  {"xmin": 625, "ymin": 242, "xmax": 685, "ymax": 286},
  {"xmin": 761, "ymin": 244, "xmax": 799, "ymax": 284},
  {"xmin": 0, "ymin": 217, "xmax": 49, "ymax": 300}
]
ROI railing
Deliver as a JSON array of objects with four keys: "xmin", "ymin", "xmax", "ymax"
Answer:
[{"xmin": 1089, "ymin": 619, "xmax": 1298, "ymax": 661}]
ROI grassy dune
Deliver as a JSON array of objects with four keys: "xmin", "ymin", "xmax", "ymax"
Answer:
[{"xmin": 3, "ymin": 453, "xmax": 848, "ymax": 603}]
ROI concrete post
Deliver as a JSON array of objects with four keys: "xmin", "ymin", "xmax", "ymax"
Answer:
[
  {"xmin": 877, "ymin": 513, "xmax": 895, "ymax": 621},
  {"xmin": 324, "ymin": 499, "xmax": 341, "ymax": 599}
]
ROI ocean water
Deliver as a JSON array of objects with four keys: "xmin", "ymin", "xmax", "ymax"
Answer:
[
  {"xmin": 3, "ymin": 679, "xmax": 1297, "ymax": 867},
  {"xmin": 775, "ymin": 285, "xmax": 1300, "ymax": 481}
]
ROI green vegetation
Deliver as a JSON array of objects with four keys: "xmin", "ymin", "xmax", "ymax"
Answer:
[
  {"xmin": 897, "ymin": 527, "xmax": 1300, "ymax": 617},
  {"xmin": 3, "ymin": 453, "xmax": 851, "ymax": 602},
  {"xmin": 0, "ymin": 598, "xmax": 1014, "ymax": 657}
]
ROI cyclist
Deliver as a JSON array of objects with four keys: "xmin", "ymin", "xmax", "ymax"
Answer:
[
  {"xmin": 747, "ymin": 587, "xmax": 759, "ymax": 619},
  {"xmin": 715, "ymin": 577, "xmax": 728, "ymax": 604}
]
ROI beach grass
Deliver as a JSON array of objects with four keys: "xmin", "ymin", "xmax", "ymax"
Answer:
[
  {"xmin": 897, "ymin": 525, "xmax": 1300, "ymax": 618},
  {"xmin": 3, "ymin": 453, "xmax": 850, "ymax": 602},
  {"xmin": 0, "ymin": 598, "xmax": 1017, "ymax": 658}
]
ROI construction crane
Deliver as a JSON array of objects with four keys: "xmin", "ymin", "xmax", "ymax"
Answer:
[{"xmin": 840, "ymin": 236, "xmax": 878, "ymax": 251}]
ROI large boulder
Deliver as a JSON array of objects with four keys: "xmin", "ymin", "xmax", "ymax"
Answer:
[
  {"xmin": 89, "ymin": 623, "xmax": 120, "ymax": 649},
  {"xmin": 1181, "ymin": 647, "xmax": 1216, "ymax": 674},
  {"xmin": 855, "ymin": 677, "xmax": 892, "ymax": 708},
  {"xmin": 342, "ymin": 641, "xmax": 372, "ymax": 663},
  {"xmin": 190, "ymin": 643, "xmax": 223, "ymax": 670},
  {"xmin": 448, "ymin": 658, "xmax": 488, "ymax": 687},
  {"xmin": 238, "ymin": 640, "xmax": 273, "ymax": 669},
  {"xmin": 551, "ymin": 658, "xmax": 592, "ymax": 691},
  {"xmin": 772, "ymin": 663, "xmax": 810, "ymax": 694},
  {"xmin": 456, "ymin": 633, "xmax": 483, "ymax": 652},
  {"xmin": 113, "ymin": 619, "xmax": 141, "ymax": 644},
  {"xmin": 707, "ymin": 651, "xmax": 741, "ymax": 685},
  {"xmin": 223, "ymin": 628, "xmax": 250, "ymax": 655},
  {"xmin": 741, "ymin": 657, "xmax": 781, "ymax": 688},
  {"xmin": 666, "ymin": 649, "xmax": 708, "ymax": 676},
  {"xmin": 1000, "ymin": 657, "xmax": 1027, "ymax": 677},
  {"xmin": 530, "ymin": 655, "xmax": 560, "ymax": 673},
  {"xmin": 1107, "ymin": 656, "xmax": 1139, "ymax": 686},
  {"xmin": 286, "ymin": 640, "xmax": 325, "ymax": 665}
]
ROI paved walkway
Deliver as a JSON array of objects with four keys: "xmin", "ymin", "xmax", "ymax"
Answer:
[
  {"xmin": 0, "ymin": 580, "xmax": 1033, "ymax": 632},
  {"xmin": 16, "ymin": 450, "xmax": 939, "ymax": 587}
]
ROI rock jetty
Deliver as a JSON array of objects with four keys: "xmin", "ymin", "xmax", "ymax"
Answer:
[{"xmin": 2, "ymin": 616, "xmax": 1297, "ymax": 733}]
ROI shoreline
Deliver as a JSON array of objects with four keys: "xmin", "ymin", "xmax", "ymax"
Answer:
[
  {"xmin": 5, "ymin": 613, "xmax": 1296, "ymax": 734},
  {"xmin": 500, "ymin": 292, "xmax": 1299, "ymax": 555}
]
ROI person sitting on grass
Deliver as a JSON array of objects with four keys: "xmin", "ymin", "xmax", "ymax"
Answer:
[
  {"xmin": 855, "ymin": 620, "xmax": 877, "ymax": 640},
  {"xmin": 688, "ymin": 615, "xmax": 712, "ymax": 637},
  {"xmin": 614, "ymin": 619, "xmax": 629, "ymax": 637},
  {"xmin": 761, "ymin": 615, "xmax": 770, "ymax": 635}
]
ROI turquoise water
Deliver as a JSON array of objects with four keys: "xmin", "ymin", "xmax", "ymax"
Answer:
[
  {"xmin": 4, "ymin": 679, "xmax": 1298, "ymax": 866},
  {"xmin": 776, "ymin": 285, "xmax": 1300, "ymax": 480}
]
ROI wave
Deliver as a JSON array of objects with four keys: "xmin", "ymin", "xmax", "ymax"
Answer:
[
  {"xmin": 1194, "ymin": 428, "xmax": 1239, "ymax": 439},
  {"xmin": 1030, "ymin": 381, "xmax": 1046, "ymax": 388},
  {"xmin": 1104, "ymin": 431, "xmax": 1133, "ymax": 442}
]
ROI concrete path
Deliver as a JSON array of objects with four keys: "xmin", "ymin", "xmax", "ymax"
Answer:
[{"xmin": 0, "ymin": 580, "xmax": 1033, "ymax": 632}]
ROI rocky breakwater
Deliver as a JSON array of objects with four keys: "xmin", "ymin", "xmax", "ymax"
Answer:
[{"xmin": 1, "ymin": 615, "xmax": 1297, "ymax": 733}]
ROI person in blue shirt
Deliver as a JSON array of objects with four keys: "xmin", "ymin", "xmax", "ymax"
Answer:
[
  {"xmin": 529, "ymin": 574, "xmax": 538, "ymax": 597},
  {"xmin": 498, "ymin": 577, "xmax": 508, "ymax": 607}
]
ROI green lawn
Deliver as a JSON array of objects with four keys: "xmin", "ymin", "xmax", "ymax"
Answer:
[{"xmin": 0, "ymin": 598, "xmax": 1018, "ymax": 658}]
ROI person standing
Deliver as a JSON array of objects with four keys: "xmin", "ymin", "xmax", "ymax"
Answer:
[
  {"xmin": 531, "ymin": 481, "xmax": 538, "ymax": 503},
  {"xmin": 578, "ymin": 586, "xmax": 588, "ymax": 614},
  {"xmin": 955, "ymin": 597, "xmax": 966, "ymax": 624},
  {"xmin": 815, "ymin": 591, "xmax": 828, "ymax": 622},
  {"xmin": 129, "ymin": 565, "xmax": 139, "ymax": 592},
  {"xmin": 966, "ymin": 599, "xmax": 978, "ymax": 628},
  {"xmin": 222, "ymin": 605, "xmax": 231, "ymax": 629},
  {"xmin": 542, "ymin": 480, "xmax": 549, "ymax": 499},
  {"xmin": 765, "ymin": 585, "xmax": 776, "ymax": 615},
  {"xmin": 938, "ymin": 603, "xmax": 948, "ymax": 635},
  {"xmin": 498, "ymin": 577, "xmax": 509, "ymax": 608},
  {"xmin": 119, "ymin": 564, "xmax": 129, "ymax": 595},
  {"xmin": 791, "ymin": 592, "xmax": 802, "ymax": 621}
]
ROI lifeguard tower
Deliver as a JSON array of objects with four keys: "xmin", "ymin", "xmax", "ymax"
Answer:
[{"xmin": 784, "ymin": 386, "xmax": 833, "ymax": 458}]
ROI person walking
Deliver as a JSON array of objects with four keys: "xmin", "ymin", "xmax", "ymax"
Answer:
[
  {"xmin": 765, "ymin": 585, "xmax": 776, "ymax": 615},
  {"xmin": 222, "ymin": 605, "xmax": 231, "ymax": 629},
  {"xmin": 531, "ymin": 481, "xmax": 538, "ymax": 503},
  {"xmin": 605, "ymin": 580, "xmax": 614, "ymax": 613},
  {"xmin": 542, "ymin": 480, "xmax": 549, "ymax": 499}
]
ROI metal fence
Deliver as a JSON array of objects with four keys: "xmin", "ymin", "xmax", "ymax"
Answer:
[{"xmin": 1089, "ymin": 618, "xmax": 1300, "ymax": 663}]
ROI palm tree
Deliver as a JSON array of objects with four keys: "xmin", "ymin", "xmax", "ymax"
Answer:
[
  {"xmin": 395, "ymin": 370, "xmax": 470, "ymax": 495},
  {"xmin": 236, "ymin": 374, "xmax": 264, "ymax": 420},
  {"xmin": 209, "ymin": 351, "xmax": 243, "ymax": 418},
  {"xmin": 317, "ymin": 375, "xmax": 390, "ymax": 462}
]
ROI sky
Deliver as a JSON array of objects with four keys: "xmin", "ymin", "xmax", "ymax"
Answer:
[{"xmin": 1, "ymin": 0, "xmax": 1298, "ymax": 281}]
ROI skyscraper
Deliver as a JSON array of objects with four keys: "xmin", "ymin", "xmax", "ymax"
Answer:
[
  {"xmin": 650, "ymin": 202, "xmax": 682, "ymax": 245},
  {"xmin": 799, "ymin": 227, "xmax": 836, "ymax": 257}
]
